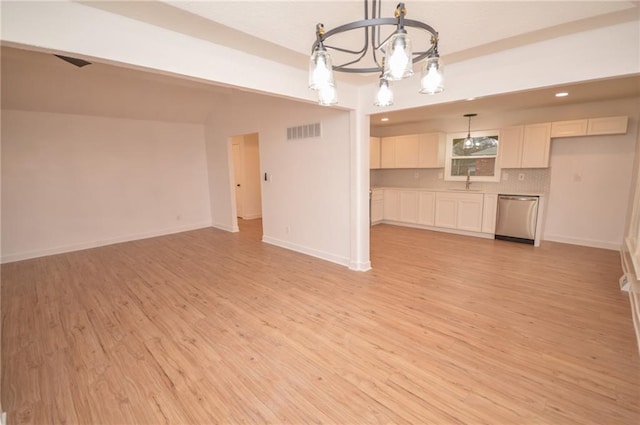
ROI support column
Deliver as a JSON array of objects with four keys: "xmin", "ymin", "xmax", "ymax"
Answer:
[{"xmin": 349, "ymin": 109, "xmax": 371, "ymax": 271}]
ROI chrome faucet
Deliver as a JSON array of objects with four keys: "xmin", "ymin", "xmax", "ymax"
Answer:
[{"xmin": 465, "ymin": 170, "xmax": 471, "ymax": 190}]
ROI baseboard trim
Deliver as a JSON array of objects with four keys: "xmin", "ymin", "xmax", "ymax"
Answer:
[
  {"xmin": 349, "ymin": 260, "xmax": 372, "ymax": 272},
  {"xmin": 380, "ymin": 220, "xmax": 494, "ymax": 240},
  {"xmin": 212, "ymin": 222, "xmax": 238, "ymax": 233},
  {"xmin": 543, "ymin": 234, "xmax": 620, "ymax": 251},
  {"xmin": 241, "ymin": 213, "xmax": 262, "ymax": 220},
  {"xmin": 262, "ymin": 236, "xmax": 350, "ymax": 268},
  {"xmin": 1, "ymin": 220, "xmax": 213, "ymax": 264},
  {"xmin": 621, "ymin": 240, "xmax": 640, "ymax": 355}
]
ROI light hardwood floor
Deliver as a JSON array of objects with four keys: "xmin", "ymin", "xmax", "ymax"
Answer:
[{"xmin": 2, "ymin": 220, "xmax": 639, "ymax": 424}]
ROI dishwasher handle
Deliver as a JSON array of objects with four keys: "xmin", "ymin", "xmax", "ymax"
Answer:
[{"xmin": 498, "ymin": 195, "xmax": 539, "ymax": 201}]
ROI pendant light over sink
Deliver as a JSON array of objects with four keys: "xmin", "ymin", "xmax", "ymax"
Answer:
[{"xmin": 463, "ymin": 113, "xmax": 477, "ymax": 149}]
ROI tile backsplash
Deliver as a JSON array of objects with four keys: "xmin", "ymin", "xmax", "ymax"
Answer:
[{"xmin": 371, "ymin": 168, "xmax": 550, "ymax": 195}]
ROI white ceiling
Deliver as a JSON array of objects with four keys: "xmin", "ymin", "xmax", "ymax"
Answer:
[
  {"xmin": 0, "ymin": 46, "xmax": 232, "ymax": 124},
  {"xmin": 370, "ymin": 75, "xmax": 640, "ymax": 127},
  {"xmin": 2, "ymin": 2, "xmax": 639, "ymax": 125},
  {"xmin": 167, "ymin": 1, "xmax": 631, "ymax": 55},
  {"xmin": 164, "ymin": 0, "xmax": 636, "ymax": 79},
  {"xmin": 83, "ymin": 0, "xmax": 639, "ymax": 87}
]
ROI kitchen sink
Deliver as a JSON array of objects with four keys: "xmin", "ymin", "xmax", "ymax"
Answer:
[{"xmin": 446, "ymin": 188, "xmax": 482, "ymax": 192}]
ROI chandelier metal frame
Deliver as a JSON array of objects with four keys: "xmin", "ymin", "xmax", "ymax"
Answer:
[
  {"xmin": 310, "ymin": 1, "xmax": 440, "ymax": 74},
  {"xmin": 309, "ymin": 0, "xmax": 444, "ymax": 106}
]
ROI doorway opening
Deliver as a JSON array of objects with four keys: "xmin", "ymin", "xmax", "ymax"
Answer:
[{"xmin": 230, "ymin": 133, "xmax": 263, "ymax": 239}]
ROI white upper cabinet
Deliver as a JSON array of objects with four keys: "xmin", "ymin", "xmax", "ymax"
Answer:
[
  {"xmin": 379, "ymin": 132, "xmax": 445, "ymax": 169},
  {"xmin": 380, "ymin": 137, "xmax": 396, "ymax": 169},
  {"xmin": 550, "ymin": 116, "xmax": 628, "ymax": 138},
  {"xmin": 394, "ymin": 135, "xmax": 420, "ymax": 168},
  {"xmin": 370, "ymin": 137, "xmax": 381, "ymax": 169},
  {"xmin": 498, "ymin": 123, "xmax": 550, "ymax": 168},
  {"xmin": 521, "ymin": 122, "xmax": 552, "ymax": 168},
  {"xmin": 418, "ymin": 133, "xmax": 446, "ymax": 168},
  {"xmin": 499, "ymin": 126, "xmax": 524, "ymax": 169},
  {"xmin": 551, "ymin": 119, "xmax": 588, "ymax": 138},
  {"xmin": 587, "ymin": 116, "xmax": 628, "ymax": 135}
]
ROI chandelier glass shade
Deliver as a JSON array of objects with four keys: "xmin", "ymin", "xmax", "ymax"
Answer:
[
  {"xmin": 374, "ymin": 78, "xmax": 394, "ymax": 107},
  {"xmin": 308, "ymin": 47, "xmax": 335, "ymax": 91},
  {"xmin": 309, "ymin": 1, "xmax": 444, "ymax": 107},
  {"xmin": 419, "ymin": 54, "xmax": 444, "ymax": 94},
  {"xmin": 383, "ymin": 30, "xmax": 413, "ymax": 80},
  {"xmin": 318, "ymin": 84, "xmax": 338, "ymax": 106}
]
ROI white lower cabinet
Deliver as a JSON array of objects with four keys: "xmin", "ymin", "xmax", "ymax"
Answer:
[
  {"xmin": 371, "ymin": 189, "xmax": 384, "ymax": 224},
  {"xmin": 399, "ymin": 191, "xmax": 419, "ymax": 223},
  {"xmin": 435, "ymin": 192, "xmax": 484, "ymax": 232},
  {"xmin": 418, "ymin": 192, "xmax": 436, "ymax": 226},
  {"xmin": 434, "ymin": 196, "xmax": 458, "ymax": 229},
  {"xmin": 482, "ymin": 194, "xmax": 498, "ymax": 233},
  {"xmin": 379, "ymin": 188, "xmax": 491, "ymax": 237},
  {"xmin": 383, "ymin": 189, "xmax": 400, "ymax": 221},
  {"xmin": 457, "ymin": 196, "xmax": 484, "ymax": 232}
]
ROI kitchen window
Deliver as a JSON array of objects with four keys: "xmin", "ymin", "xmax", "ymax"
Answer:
[{"xmin": 444, "ymin": 130, "xmax": 500, "ymax": 182}]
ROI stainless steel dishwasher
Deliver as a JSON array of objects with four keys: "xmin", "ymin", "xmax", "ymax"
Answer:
[{"xmin": 495, "ymin": 195, "xmax": 539, "ymax": 244}]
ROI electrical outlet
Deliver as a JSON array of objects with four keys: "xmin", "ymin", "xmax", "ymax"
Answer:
[
  {"xmin": 503, "ymin": 171, "xmax": 509, "ymax": 181},
  {"xmin": 518, "ymin": 173, "xmax": 525, "ymax": 181}
]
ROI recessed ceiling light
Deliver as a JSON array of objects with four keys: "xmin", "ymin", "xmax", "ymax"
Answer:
[
  {"xmin": 466, "ymin": 97, "xmax": 476, "ymax": 101},
  {"xmin": 380, "ymin": 117, "xmax": 389, "ymax": 122},
  {"xmin": 555, "ymin": 92, "xmax": 569, "ymax": 97}
]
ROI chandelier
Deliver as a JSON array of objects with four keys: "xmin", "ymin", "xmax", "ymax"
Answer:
[{"xmin": 308, "ymin": 1, "xmax": 444, "ymax": 107}]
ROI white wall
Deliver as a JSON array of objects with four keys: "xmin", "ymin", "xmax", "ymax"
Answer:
[
  {"xmin": 544, "ymin": 129, "xmax": 637, "ymax": 249},
  {"xmin": 1, "ymin": 110, "xmax": 212, "ymax": 262},
  {"xmin": 204, "ymin": 93, "xmax": 353, "ymax": 267}
]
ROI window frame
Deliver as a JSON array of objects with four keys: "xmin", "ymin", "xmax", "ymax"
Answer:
[{"xmin": 444, "ymin": 130, "xmax": 501, "ymax": 182}]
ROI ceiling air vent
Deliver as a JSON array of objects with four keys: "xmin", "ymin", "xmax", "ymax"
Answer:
[{"xmin": 286, "ymin": 122, "xmax": 321, "ymax": 140}]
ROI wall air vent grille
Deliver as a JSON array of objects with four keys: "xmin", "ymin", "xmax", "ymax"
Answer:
[{"xmin": 286, "ymin": 123, "xmax": 321, "ymax": 140}]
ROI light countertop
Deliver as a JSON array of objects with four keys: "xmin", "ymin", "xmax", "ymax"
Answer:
[{"xmin": 371, "ymin": 186, "xmax": 545, "ymax": 197}]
